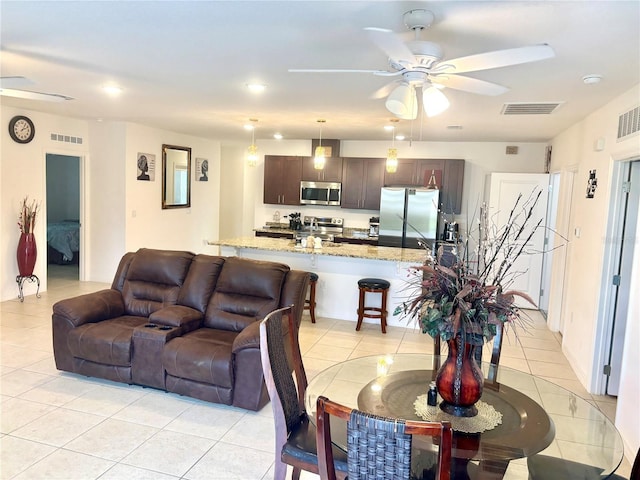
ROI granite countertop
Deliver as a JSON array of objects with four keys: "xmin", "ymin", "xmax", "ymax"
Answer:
[{"xmin": 209, "ymin": 236, "xmax": 428, "ymax": 263}]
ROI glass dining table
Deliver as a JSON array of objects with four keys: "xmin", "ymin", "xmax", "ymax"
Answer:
[{"xmin": 304, "ymin": 353, "xmax": 624, "ymax": 480}]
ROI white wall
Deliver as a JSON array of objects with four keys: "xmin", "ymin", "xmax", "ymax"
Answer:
[
  {"xmin": 247, "ymin": 140, "xmax": 547, "ymax": 235},
  {"xmin": 122, "ymin": 123, "xmax": 220, "ymax": 255},
  {"xmin": 1, "ymin": 108, "xmax": 222, "ymax": 298},
  {"xmin": 1, "ymin": 106, "xmax": 90, "ymax": 299},
  {"xmin": 549, "ymin": 84, "xmax": 640, "ymax": 459}
]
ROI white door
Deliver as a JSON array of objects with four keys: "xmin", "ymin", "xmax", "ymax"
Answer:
[
  {"xmin": 539, "ymin": 173, "xmax": 560, "ymax": 317},
  {"xmin": 607, "ymin": 160, "xmax": 640, "ymax": 395},
  {"xmin": 486, "ymin": 173, "xmax": 550, "ymax": 308}
]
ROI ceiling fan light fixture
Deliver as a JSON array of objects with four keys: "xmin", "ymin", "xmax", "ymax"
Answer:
[
  {"xmin": 423, "ymin": 86, "xmax": 450, "ymax": 117},
  {"xmin": 386, "ymin": 83, "xmax": 417, "ymax": 120}
]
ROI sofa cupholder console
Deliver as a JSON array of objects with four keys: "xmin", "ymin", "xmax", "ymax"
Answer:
[{"xmin": 52, "ymin": 248, "xmax": 310, "ymax": 411}]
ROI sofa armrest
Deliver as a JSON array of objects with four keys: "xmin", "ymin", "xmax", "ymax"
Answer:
[
  {"xmin": 232, "ymin": 320, "xmax": 261, "ymax": 353},
  {"xmin": 149, "ymin": 305, "xmax": 203, "ymax": 332},
  {"xmin": 53, "ymin": 289, "xmax": 125, "ymax": 328}
]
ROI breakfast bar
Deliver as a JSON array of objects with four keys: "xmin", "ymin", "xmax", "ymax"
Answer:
[{"xmin": 208, "ymin": 237, "xmax": 429, "ymax": 328}]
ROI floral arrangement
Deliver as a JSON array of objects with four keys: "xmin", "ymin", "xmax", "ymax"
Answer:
[
  {"xmin": 395, "ymin": 190, "xmax": 550, "ymax": 346},
  {"xmin": 18, "ymin": 197, "xmax": 40, "ymax": 234}
]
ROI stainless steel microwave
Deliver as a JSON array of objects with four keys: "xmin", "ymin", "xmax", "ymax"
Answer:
[{"xmin": 300, "ymin": 181, "xmax": 341, "ymax": 206}]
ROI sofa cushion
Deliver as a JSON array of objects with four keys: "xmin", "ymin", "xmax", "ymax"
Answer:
[
  {"xmin": 122, "ymin": 249, "xmax": 194, "ymax": 317},
  {"xmin": 68, "ymin": 316, "xmax": 148, "ymax": 366},
  {"xmin": 177, "ymin": 255, "xmax": 226, "ymax": 312},
  {"xmin": 163, "ymin": 329, "xmax": 237, "ymax": 387},
  {"xmin": 204, "ymin": 257, "xmax": 289, "ymax": 332}
]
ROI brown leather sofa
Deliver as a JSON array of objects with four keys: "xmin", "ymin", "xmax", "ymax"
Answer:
[{"xmin": 52, "ymin": 248, "xmax": 310, "ymax": 411}]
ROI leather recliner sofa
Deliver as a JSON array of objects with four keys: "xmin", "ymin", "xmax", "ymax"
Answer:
[{"xmin": 52, "ymin": 248, "xmax": 310, "ymax": 411}]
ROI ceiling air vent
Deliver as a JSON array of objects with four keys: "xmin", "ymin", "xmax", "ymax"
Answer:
[
  {"xmin": 617, "ymin": 105, "xmax": 640, "ymax": 140},
  {"xmin": 501, "ymin": 102, "xmax": 563, "ymax": 115}
]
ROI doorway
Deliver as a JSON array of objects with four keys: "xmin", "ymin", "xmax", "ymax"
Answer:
[
  {"xmin": 45, "ymin": 153, "xmax": 81, "ymax": 283},
  {"xmin": 539, "ymin": 172, "xmax": 561, "ymax": 318}
]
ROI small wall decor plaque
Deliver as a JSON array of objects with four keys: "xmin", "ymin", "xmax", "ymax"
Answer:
[
  {"xmin": 586, "ymin": 169, "xmax": 597, "ymax": 198},
  {"xmin": 196, "ymin": 158, "xmax": 209, "ymax": 181},
  {"xmin": 137, "ymin": 152, "xmax": 156, "ymax": 181}
]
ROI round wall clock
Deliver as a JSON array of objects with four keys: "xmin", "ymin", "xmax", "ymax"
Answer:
[{"xmin": 9, "ymin": 115, "xmax": 35, "ymax": 144}]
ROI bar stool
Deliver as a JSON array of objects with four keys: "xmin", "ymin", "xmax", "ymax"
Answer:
[
  {"xmin": 356, "ymin": 277, "xmax": 390, "ymax": 334},
  {"xmin": 304, "ymin": 272, "xmax": 318, "ymax": 323}
]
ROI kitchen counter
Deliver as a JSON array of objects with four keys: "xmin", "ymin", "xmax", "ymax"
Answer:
[
  {"xmin": 207, "ymin": 236, "xmax": 429, "ymax": 328},
  {"xmin": 209, "ymin": 236, "xmax": 426, "ymax": 263}
]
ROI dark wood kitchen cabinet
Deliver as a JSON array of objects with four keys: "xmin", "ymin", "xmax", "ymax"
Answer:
[
  {"xmin": 301, "ymin": 156, "xmax": 343, "ymax": 182},
  {"xmin": 442, "ymin": 159, "xmax": 465, "ymax": 214},
  {"xmin": 341, "ymin": 157, "xmax": 385, "ymax": 210},
  {"xmin": 263, "ymin": 155, "xmax": 302, "ymax": 205},
  {"xmin": 383, "ymin": 158, "xmax": 464, "ymax": 214}
]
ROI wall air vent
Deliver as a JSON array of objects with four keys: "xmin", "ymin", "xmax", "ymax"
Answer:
[
  {"xmin": 501, "ymin": 102, "xmax": 563, "ymax": 115},
  {"xmin": 50, "ymin": 133, "xmax": 83, "ymax": 144},
  {"xmin": 617, "ymin": 105, "xmax": 640, "ymax": 141}
]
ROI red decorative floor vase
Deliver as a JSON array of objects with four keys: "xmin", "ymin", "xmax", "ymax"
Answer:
[
  {"xmin": 436, "ymin": 334, "xmax": 484, "ymax": 417},
  {"xmin": 17, "ymin": 232, "xmax": 37, "ymax": 277}
]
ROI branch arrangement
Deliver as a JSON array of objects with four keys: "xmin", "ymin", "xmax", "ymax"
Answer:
[{"xmin": 18, "ymin": 197, "xmax": 40, "ymax": 234}]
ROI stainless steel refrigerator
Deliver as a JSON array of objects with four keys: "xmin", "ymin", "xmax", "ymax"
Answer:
[{"xmin": 378, "ymin": 187, "xmax": 440, "ymax": 249}]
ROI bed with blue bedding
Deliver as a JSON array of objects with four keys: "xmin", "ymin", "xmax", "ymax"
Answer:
[{"xmin": 47, "ymin": 220, "xmax": 80, "ymax": 264}]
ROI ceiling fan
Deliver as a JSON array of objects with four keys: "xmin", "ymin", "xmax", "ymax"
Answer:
[
  {"xmin": 289, "ymin": 9, "xmax": 555, "ymax": 120},
  {"xmin": 0, "ymin": 76, "xmax": 74, "ymax": 102}
]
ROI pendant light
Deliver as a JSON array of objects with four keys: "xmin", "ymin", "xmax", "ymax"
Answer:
[
  {"xmin": 314, "ymin": 119, "xmax": 326, "ymax": 170},
  {"xmin": 386, "ymin": 119, "xmax": 399, "ymax": 173},
  {"xmin": 246, "ymin": 119, "xmax": 258, "ymax": 167}
]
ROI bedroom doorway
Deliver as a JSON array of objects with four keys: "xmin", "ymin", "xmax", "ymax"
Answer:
[{"xmin": 46, "ymin": 153, "xmax": 81, "ymax": 283}]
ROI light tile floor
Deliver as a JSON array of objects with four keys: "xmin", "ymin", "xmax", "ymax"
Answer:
[{"xmin": 0, "ymin": 264, "xmax": 632, "ymax": 479}]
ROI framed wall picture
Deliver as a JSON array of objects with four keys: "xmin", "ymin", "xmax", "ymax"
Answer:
[
  {"xmin": 137, "ymin": 152, "xmax": 156, "ymax": 181},
  {"xmin": 195, "ymin": 158, "xmax": 209, "ymax": 181}
]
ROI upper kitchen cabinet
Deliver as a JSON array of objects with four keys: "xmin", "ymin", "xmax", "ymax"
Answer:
[
  {"xmin": 341, "ymin": 157, "xmax": 385, "ymax": 210},
  {"xmin": 301, "ymin": 156, "xmax": 343, "ymax": 182},
  {"xmin": 383, "ymin": 158, "xmax": 465, "ymax": 214},
  {"xmin": 442, "ymin": 159, "xmax": 465, "ymax": 214},
  {"xmin": 383, "ymin": 158, "xmax": 421, "ymax": 185},
  {"xmin": 263, "ymin": 155, "xmax": 302, "ymax": 205}
]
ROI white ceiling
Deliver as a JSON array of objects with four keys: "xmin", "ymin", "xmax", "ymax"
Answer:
[{"xmin": 1, "ymin": 1, "xmax": 639, "ymax": 145}]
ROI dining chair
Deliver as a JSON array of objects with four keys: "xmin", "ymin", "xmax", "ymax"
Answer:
[
  {"xmin": 315, "ymin": 395, "xmax": 453, "ymax": 480},
  {"xmin": 527, "ymin": 447, "xmax": 639, "ymax": 480},
  {"xmin": 259, "ymin": 306, "xmax": 348, "ymax": 480}
]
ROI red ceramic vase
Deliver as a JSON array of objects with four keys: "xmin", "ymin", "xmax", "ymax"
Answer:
[
  {"xmin": 436, "ymin": 334, "xmax": 484, "ymax": 417},
  {"xmin": 17, "ymin": 232, "xmax": 37, "ymax": 277}
]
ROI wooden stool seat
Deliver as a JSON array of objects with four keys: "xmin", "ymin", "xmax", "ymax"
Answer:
[
  {"xmin": 356, "ymin": 277, "xmax": 390, "ymax": 334},
  {"xmin": 304, "ymin": 272, "xmax": 318, "ymax": 323}
]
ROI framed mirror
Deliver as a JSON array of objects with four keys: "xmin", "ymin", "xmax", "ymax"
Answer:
[{"xmin": 162, "ymin": 144, "xmax": 191, "ymax": 209}]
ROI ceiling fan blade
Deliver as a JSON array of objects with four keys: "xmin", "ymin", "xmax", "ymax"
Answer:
[
  {"xmin": 288, "ymin": 68, "xmax": 400, "ymax": 77},
  {"xmin": 0, "ymin": 88, "xmax": 73, "ymax": 102},
  {"xmin": 431, "ymin": 74, "xmax": 509, "ymax": 96},
  {"xmin": 433, "ymin": 44, "xmax": 555, "ymax": 74},
  {"xmin": 364, "ymin": 27, "xmax": 416, "ymax": 67},
  {"xmin": 0, "ymin": 76, "xmax": 34, "ymax": 88},
  {"xmin": 370, "ymin": 80, "xmax": 402, "ymax": 100}
]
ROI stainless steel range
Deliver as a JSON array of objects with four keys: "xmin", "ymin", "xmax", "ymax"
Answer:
[{"xmin": 298, "ymin": 216, "xmax": 344, "ymax": 241}]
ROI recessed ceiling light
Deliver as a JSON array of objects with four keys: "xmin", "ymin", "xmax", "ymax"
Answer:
[
  {"xmin": 395, "ymin": 134, "xmax": 405, "ymax": 141},
  {"xmin": 273, "ymin": 133, "xmax": 283, "ymax": 140},
  {"xmin": 246, "ymin": 83, "xmax": 266, "ymax": 93},
  {"xmin": 244, "ymin": 118, "xmax": 258, "ymax": 130},
  {"xmin": 582, "ymin": 74, "xmax": 603, "ymax": 85},
  {"xmin": 102, "ymin": 84, "xmax": 122, "ymax": 96}
]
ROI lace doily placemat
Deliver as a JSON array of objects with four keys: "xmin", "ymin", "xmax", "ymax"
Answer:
[{"xmin": 414, "ymin": 396, "xmax": 503, "ymax": 433}]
